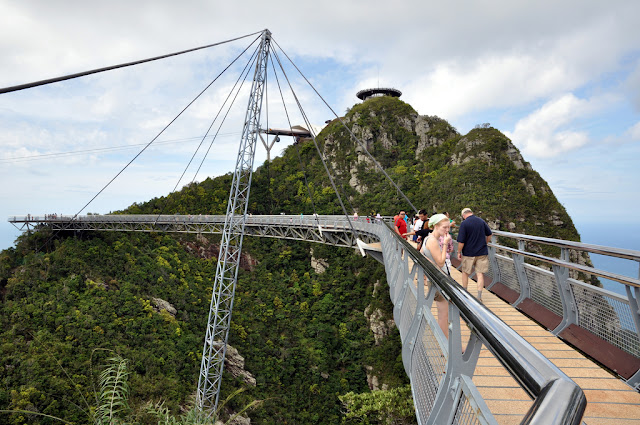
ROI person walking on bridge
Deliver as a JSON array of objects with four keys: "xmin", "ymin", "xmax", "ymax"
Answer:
[
  {"xmin": 457, "ymin": 208, "xmax": 492, "ymax": 301},
  {"xmin": 394, "ymin": 211, "xmax": 407, "ymax": 239},
  {"xmin": 403, "ymin": 209, "xmax": 430, "ymax": 249}
]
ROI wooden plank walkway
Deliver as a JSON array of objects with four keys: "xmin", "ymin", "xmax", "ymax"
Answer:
[{"xmin": 445, "ymin": 266, "xmax": 640, "ymax": 424}]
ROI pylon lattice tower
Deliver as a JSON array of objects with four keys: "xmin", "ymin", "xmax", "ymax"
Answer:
[{"xmin": 196, "ymin": 29, "xmax": 271, "ymax": 416}]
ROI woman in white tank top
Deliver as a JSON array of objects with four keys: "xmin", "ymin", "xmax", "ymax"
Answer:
[
  {"xmin": 420, "ymin": 214, "xmax": 452, "ymax": 337},
  {"xmin": 421, "ymin": 214, "xmax": 452, "ymax": 275}
]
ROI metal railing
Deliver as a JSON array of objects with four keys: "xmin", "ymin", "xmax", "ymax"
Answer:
[
  {"xmin": 481, "ymin": 230, "xmax": 640, "ymax": 389},
  {"xmin": 379, "ymin": 223, "xmax": 586, "ymax": 425}
]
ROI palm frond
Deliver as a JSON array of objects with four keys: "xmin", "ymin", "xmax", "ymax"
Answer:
[{"xmin": 94, "ymin": 354, "xmax": 130, "ymax": 425}]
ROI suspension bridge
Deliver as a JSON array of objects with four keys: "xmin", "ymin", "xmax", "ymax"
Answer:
[
  {"xmin": 4, "ymin": 29, "xmax": 640, "ymax": 424},
  {"xmin": 8, "ymin": 213, "xmax": 640, "ymax": 424}
]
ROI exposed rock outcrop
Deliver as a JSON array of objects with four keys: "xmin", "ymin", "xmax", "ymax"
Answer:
[
  {"xmin": 182, "ymin": 236, "xmax": 258, "ymax": 271},
  {"xmin": 365, "ymin": 365, "xmax": 388, "ymax": 391},
  {"xmin": 364, "ymin": 303, "xmax": 396, "ymax": 345},
  {"xmin": 310, "ymin": 247, "xmax": 329, "ymax": 274},
  {"xmin": 151, "ymin": 297, "xmax": 177, "ymax": 317},
  {"xmin": 414, "ymin": 115, "xmax": 459, "ymax": 158},
  {"xmin": 211, "ymin": 342, "xmax": 256, "ymax": 387}
]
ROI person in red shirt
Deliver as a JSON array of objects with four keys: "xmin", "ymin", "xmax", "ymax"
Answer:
[{"xmin": 394, "ymin": 211, "xmax": 407, "ymax": 239}]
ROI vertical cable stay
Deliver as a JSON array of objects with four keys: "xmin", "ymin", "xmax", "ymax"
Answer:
[
  {"xmin": 190, "ymin": 48, "xmax": 259, "ymax": 184},
  {"xmin": 271, "ymin": 38, "xmax": 418, "ymax": 215},
  {"xmin": 153, "ymin": 43, "xmax": 261, "ymax": 222},
  {"xmin": 267, "ymin": 48, "xmax": 319, "ymax": 221},
  {"xmin": 264, "ymin": 54, "xmax": 273, "ymax": 214},
  {"xmin": 270, "ymin": 45, "xmax": 362, "ymax": 240}
]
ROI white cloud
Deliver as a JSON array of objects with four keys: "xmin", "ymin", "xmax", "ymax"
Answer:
[
  {"xmin": 504, "ymin": 94, "xmax": 596, "ymax": 158},
  {"xmin": 628, "ymin": 121, "xmax": 640, "ymax": 141},
  {"xmin": 402, "ymin": 55, "xmax": 581, "ymax": 121},
  {"xmin": 2, "ymin": 0, "xmax": 640, "ymax": 250}
]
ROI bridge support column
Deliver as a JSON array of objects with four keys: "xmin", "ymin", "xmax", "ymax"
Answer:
[
  {"xmin": 552, "ymin": 248, "xmax": 578, "ymax": 336},
  {"xmin": 512, "ymin": 240, "xmax": 531, "ymax": 307},
  {"xmin": 196, "ymin": 30, "xmax": 271, "ymax": 417},
  {"xmin": 486, "ymin": 235, "xmax": 501, "ymax": 290}
]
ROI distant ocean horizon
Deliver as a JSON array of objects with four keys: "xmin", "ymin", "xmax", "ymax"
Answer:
[{"xmin": 573, "ymin": 221, "xmax": 639, "ymax": 297}]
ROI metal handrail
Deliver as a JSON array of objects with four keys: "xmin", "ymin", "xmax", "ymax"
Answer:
[
  {"xmin": 387, "ymin": 223, "xmax": 587, "ymax": 425},
  {"xmin": 493, "ymin": 229, "xmax": 640, "ymax": 262},
  {"xmin": 493, "ymin": 244, "xmax": 640, "ymax": 288}
]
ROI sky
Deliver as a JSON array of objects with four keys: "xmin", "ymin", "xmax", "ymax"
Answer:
[{"xmin": 1, "ymin": 0, "xmax": 640, "ymax": 252}]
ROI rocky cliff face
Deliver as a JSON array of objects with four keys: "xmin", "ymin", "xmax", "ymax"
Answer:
[
  {"xmin": 304, "ymin": 95, "xmax": 595, "ymax": 277},
  {"xmin": 313, "ymin": 96, "xmax": 581, "ymax": 246}
]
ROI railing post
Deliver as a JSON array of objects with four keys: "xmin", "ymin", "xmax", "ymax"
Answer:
[
  {"xmin": 512, "ymin": 240, "xmax": 531, "ymax": 306},
  {"xmin": 392, "ymin": 262, "xmax": 410, "ymax": 329},
  {"xmin": 625, "ymin": 283, "xmax": 640, "ymax": 389},
  {"xmin": 389, "ymin": 242, "xmax": 404, "ymax": 304},
  {"xmin": 486, "ymin": 234, "xmax": 501, "ymax": 290},
  {"xmin": 427, "ymin": 302, "xmax": 484, "ymax": 425},
  {"xmin": 402, "ymin": 266, "xmax": 425, "ymax": 378},
  {"xmin": 552, "ymin": 248, "xmax": 579, "ymax": 336}
]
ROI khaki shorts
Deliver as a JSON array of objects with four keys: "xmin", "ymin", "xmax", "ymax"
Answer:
[{"xmin": 461, "ymin": 255, "xmax": 489, "ymax": 274}]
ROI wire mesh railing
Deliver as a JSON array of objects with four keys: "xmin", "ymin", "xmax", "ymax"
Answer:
[
  {"xmin": 485, "ymin": 230, "xmax": 640, "ymax": 388},
  {"xmin": 379, "ymin": 223, "xmax": 585, "ymax": 425}
]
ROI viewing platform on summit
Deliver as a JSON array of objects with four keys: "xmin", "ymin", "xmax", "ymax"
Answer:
[{"xmin": 356, "ymin": 87, "xmax": 402, "ymax": 101}]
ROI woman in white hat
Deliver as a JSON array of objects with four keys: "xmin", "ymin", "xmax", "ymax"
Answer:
[
  {"xmin": 420, "ymin": 213, "xmax": 452, "ymax": 336},
  {"xmin": 421, "ymin": 213, "xmax": 452, "ymax": 275}
]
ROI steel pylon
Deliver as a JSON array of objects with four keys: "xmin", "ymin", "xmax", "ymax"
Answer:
[{"xmin": 196, "ymin": 29, "xmax": 271, "ymax": 417}]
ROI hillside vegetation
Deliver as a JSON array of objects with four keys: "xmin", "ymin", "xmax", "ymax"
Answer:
[{"xmin": 1, "ymin": 96, "xmax": 583, "ymax": 424}]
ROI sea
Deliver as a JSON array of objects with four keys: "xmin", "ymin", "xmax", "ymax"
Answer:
[{"xmin": 573, "ymin": 221, "xmax": 640, "ymax": 297}]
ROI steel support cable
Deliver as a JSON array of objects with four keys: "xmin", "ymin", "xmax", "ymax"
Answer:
[
  {"xmin": 153, "ymin": 43, "xmax": 261, "ymax": 222},
  {"xmin": 0, "ymin": 30, "xmax": 264, "ymax": 94},
  {"xmin": 263, "ymin": 53, "xmax": 275, "ymax": 214},
  {"xmin": 271, "ymin": 39, "xmax": 418, "ymax": 215},
  {"xmin": 272, "ymin": 49, "xmax": 358, "ymax": 228},
  {"xmin": 192, "ymin": 46, "xmax": 260, "ymax": 183},
  {"xmin": 0, "ymin": 135, "xmax": 236, "ymax": 164},
  {"xmin": 267, "ymin": 49, "xmax": 319, "ymax": 220},
  {"xmin": 35, "ymin": 34, "xmax": 262, "ymax": 251},
  {"xmin": 73, "ymin": 34, "xmax": 261, "ymax": 220},
  {"xmin": 270, "ymin": 45, "xmax": 360, "ymax": 239},
  {"xmin": 270, "ymin": 47, "xmax": 358, "ymax": 225},
  {"xmin": 269, "ymin": 46, "xmax": 332, "ymax": 223},
  {"xmin": 191, "ymin": 52, "xmax": 257, "ymax": 183},
  {"xmin": 298, "ymin": 101, "xmax": 363, "ymax": 238}
]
